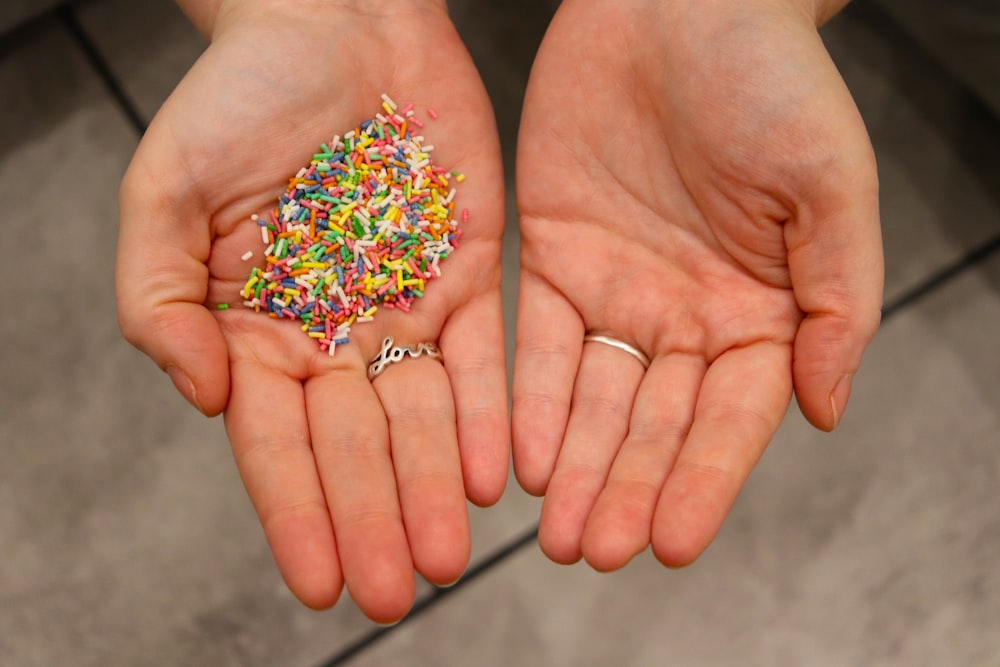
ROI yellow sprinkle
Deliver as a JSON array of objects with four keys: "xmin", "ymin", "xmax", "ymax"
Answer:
[
  {"xmin": 456, "ymin": 174, "xmax": 465, "ymax": 183},
  {"xmin": 242, "ymin": 276, "xmax": 259, "ymax": 298},
  {"xmin": 283, "ymin": 288, "xmax": 300, "ymax": 297},
  {"xmin": 396, "ymin": 270, "xmax": 404, "ymax": 291},
  {"xmin": 308, "ymin": 332, "xmax": 325, "ymax": 339}
]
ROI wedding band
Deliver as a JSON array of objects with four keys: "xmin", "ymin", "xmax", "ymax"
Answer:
[
  {"xmin": 583, "ymin": 333, "xmax": 651, "ymax": 369},
  {"xmin": 367, "ymin": 336, "xmax": 443, "ymax": 381}
]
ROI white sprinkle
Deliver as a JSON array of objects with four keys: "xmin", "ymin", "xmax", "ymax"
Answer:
[
  {"xmin": 241, "ymin": 251, "xmax": 254, "ymax": 261},
  {"xmin": 260, "ymin": 226, "xmax": 268, "ymax": 244},
  {"xmin": 381, "ymin": 93, "xmax": 397, "ymax": 110}
]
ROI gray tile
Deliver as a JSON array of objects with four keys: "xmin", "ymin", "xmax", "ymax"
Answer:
[
  {"xmin": 0, "ymin": 18, "xmax": 379, "ymax": 667},
  {"xmin": 345, "ymin": 252, "xmax": 1000, "ymax": 667},
  {"xmin": 450, "ymin": 0, "xmax": 553, "ymax": 179},
  {"xmin": 465, "ymin": 185, "xmax": 544, "ymax": 566},
  {"xmin": 73, "ymin": 0, "xmax": 207, "ymax": 123},
  {"xmin": 823, "ymin": 5, "xmax": 1000, "ymax": 303},
  {"xmin": 454, "ymin": 0, "xmax": 552, "ymax": 567}
]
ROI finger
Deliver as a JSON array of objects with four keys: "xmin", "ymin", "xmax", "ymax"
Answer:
[
  {"xmin": 305, "ymin": 370, "xmax": 415, "ymax": 624},
  {"xmin": 537, "ymin": 342, "xmax": 644, "ymax": 564},
  {"xmin": 117, "ymin": 156, "xmax": 229, "ymax": 416},
  {"xmin": 440, "ymin": 290, "xmax": 510, "ymax": 507},
  {"xmin": 512, "ymin": 272, "xmax": 584, "ymax": 495},
  {"xmin": 581, "ymin": 353, "xmax": 705, "ymax": 572},
  {"xmin": 374, "ymin": 352, "xmax": 470, "ymax": 586},
  {"xmin": 651, "ymin": 342, "xmax": 792, "ymax": 567},
  {"xmin": 224, "ymin": 358, "xmax": 342, "ymax": 610},
  {"xmin": 786, "ymin": 146, "xmax": 883, "ymax": 431}
]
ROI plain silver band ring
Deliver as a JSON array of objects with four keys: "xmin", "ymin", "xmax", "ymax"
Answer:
[
  {"xmin": 367, "ymin": 336, "xmax": 443, "ymax": 381},
  {"xmin": 583, "ymin": 333, "xmax": 651, "ymax": 370}
]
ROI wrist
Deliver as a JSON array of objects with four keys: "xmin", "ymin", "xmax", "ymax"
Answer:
[
  {"xmin": 804, "ymin": 0, "xmax": 851, "ymax": 25},
  {"xmin": 174, "ymin": 0, "xmax": 224, "ymax": 37},
  {"xmin": 176, "ymin": 0, "xmax": 449, "ymax": 41}
]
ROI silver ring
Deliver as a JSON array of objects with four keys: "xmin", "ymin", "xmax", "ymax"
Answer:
[
  {"xmin": 583, "ymin": 333, "xmax": 651, "ymax": 369},
  {"xmin": 367, "ymin": 336, "xmax": 443, "ymax": 381}
]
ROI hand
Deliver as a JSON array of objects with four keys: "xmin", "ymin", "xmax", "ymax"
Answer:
[
  {"xmin": 513, "ymin": 0, "xmax": 882, "ymax": 570},
  {"xmin": 116, "ymin": 0, "xmax": 508, "ymax": 623}
]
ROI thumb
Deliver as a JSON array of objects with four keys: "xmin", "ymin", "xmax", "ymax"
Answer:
[
  {"xmin": 116, "ymin": 154, "xmax": 230, "ymax": 416},
  {"xmin": 786, "ymin": 148, "xmax": 883, "ymax": 432}
]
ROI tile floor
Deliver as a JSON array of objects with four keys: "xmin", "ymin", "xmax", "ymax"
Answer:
[{"xmin": 1, "ymin": 1, "xmax": 998, "ymax": 665}]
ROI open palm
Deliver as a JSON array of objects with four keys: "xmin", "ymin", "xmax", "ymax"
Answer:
[
  {"xmin": 513, "ymin": 0, "xmax": 882, "ymax": 570},
  {"xmin": 117, "ymin": 0, "xmax": 507, "ymax": 622}
]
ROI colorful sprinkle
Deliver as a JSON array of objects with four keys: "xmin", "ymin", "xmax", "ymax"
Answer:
[{"xmin": 240, "ymin": 97, "xmax": 463, "ymax": 355}]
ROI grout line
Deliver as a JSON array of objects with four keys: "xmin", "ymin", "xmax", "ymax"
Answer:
[
  {"xmin": 314, "ymin": 230, "xmax": 1000, "ymax": 665},
  {"xmin": 882, "ymin": 231, "xmax": 1000, "ymax": 318},
  {"xmin": 56, "ymin": 3, "xmax": 148, "ymax": 137},
  {"xmin": 315, "ymin": 526, "xmax": 539, "ymax": 667}
]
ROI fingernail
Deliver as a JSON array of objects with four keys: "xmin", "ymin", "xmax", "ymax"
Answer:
[
  {"xmin": 829, "ymin": 374, "xmax": 853, "ymax": 430},
  {"xmin": 166, "ymin": 365, "xmax": 203, "ymax": 414}
]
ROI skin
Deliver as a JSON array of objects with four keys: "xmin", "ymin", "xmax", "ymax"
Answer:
[
  {"xmin": 513, "ymin": 0, "xmax": 883, "ymax": 571},
  {"xmin": 117, "ymin": 0, "xmax": 508, "ymax": 623},
  {"xmin": 119, "ymin": 0, "xmax": 883, "ymax": 622}
]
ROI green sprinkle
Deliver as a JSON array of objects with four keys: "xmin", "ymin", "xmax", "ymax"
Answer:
[{"xmin": 217, "ymin": 303, "xmax": 230, "ymax": 310}]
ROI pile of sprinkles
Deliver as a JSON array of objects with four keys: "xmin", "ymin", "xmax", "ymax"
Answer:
[{"xmin": 239, "ymin": 94, "xmax": 467, "ymax": 355}]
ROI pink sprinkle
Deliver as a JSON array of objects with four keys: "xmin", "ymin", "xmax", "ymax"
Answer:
[
  {"xmin": 462, "ymin": 208, "xmax": 469, "ymax": 223},
  {"xmin": 427, "ymin": 108, "xmax": 438, "ymax": 120}
]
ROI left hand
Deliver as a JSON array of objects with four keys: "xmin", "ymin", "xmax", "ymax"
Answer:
[{"xmin": 513, "ymin": 0, "xmax": 883, "ymax": 570}]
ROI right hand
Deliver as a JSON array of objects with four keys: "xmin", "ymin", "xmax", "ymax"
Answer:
[{"xmin": 117, "ymin": 0, "xmax": 508, "ymax": 623}]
